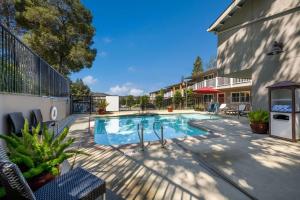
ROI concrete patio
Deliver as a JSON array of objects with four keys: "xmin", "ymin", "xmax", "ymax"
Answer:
[{"xmin": 68, "ymin": 114, "xmax": 300, "ymax": 200}]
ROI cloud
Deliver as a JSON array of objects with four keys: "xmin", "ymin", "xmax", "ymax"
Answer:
[
  {"xmin": 102, "ymin": 37, "xmax": 112, "ymax": 44},
  {"xmin": 98, "ymin": 50, "xmax": 107, "ymax": 57},
  {"xmin": 82, "ymin": 75, "xmax": 98, "ymax": 86},
  {"xmin": 108, "ymin": 83, "xmax": 144, "ymax": 96},
  {"xmin": 128, "ymin": 66, "xmax": 136, "ymax": 72}
]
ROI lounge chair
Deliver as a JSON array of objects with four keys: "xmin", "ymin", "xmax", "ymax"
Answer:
[
  {"xmin": 0, "ymin": 148, "xmax": 106, "ymax": 200},
  {"xmin": 218, "ymin": 103, "xmax": 227, "ymax": 113},
  {"xmin": 7, "ymin": 112, "xmax": 27, "ymax": 137},
  {"xmin": 208, "ymin": 103, "xmax": 219, "ymax": 114},
  {"xmin": 225, "ymin": 104, "xmax": 246, "ymax": 116},
  {"xmin": 31, "ymin": 109, "xmax": 56, "ymax": 128}
]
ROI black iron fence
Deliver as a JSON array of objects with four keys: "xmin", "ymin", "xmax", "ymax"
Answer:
[
  {"xmin": 0, "ymin": 23, "xmax": 69, "ymax": 97},
  {"xmin": 70, "ymin": 95, "xmax": 106, "ymax": 114}
]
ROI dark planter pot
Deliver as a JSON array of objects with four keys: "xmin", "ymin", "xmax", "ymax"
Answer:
[
  {"xmin": 98, "ymin": 109, "xmax": 106, "ymax": 115},
  {"xmin": 27, "ymin": 171, "xmax": 56, "ymax": 191},
  {"xmin": 167, "ymin": 107, "xmax": 173, "ymax": 112},
  {"xmin": 250, "ymin": 123, "xmax": 269, "ymax": 134}
]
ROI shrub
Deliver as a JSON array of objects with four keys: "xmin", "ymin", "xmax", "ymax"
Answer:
[
  {"xmin": 248, "ymin": 110, "xmax": 269, "ymax": 124},
  {"xmin": 0, "ymin": 120, "xmax": 87, "ymax": 180}
]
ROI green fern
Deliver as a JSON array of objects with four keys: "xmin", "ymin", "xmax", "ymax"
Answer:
[
  {"xmin": 0, "ymin": 119, "xmax": 88, "ymax": 180},
  {"xmin": 248, "ymin": 110, "xmax": 269, "ymax": 124}
]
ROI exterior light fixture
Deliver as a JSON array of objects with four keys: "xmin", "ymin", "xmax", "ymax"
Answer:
[{"xmin": 267, "ymin": 41, "xmax": 283, "ymax": 56}]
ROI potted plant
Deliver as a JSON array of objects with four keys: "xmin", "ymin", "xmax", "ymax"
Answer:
[
  {"xmin": 248, "ymin": 110, "xmax": 269, "ymax": 134},
  {"xmin": 194, "ymin": 104, "xmax": 205, "ymax": 111},
  {"xmin": 0, "ymin": 120, "xmax": 87, "ymax": 192},
  {"xmin": 167, "ymin": 105, "xmax": 173, "ymax": 112},
  {"xmin": 98, "ymin": 99, "xmax": 109, "ymax": 114}
]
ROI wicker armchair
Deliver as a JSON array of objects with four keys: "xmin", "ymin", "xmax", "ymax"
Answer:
[{"xmin": 0, "ymin": 147, "xmax": 106, "ymax": 200}]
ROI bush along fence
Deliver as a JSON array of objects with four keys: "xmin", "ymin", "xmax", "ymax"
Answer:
[{"xmin": 0, "ymin": 23, "xmax": 69, "ymax": 97}]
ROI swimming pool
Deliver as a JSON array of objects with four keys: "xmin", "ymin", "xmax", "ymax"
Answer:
[{"xmin": 94, "ymin": 114, "xmax": 217, "ymax": 146}]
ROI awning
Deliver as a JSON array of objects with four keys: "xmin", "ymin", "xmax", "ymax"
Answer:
[{"xmin": 194, "ymin": 87, "xmax": 220, "ymax": 94}]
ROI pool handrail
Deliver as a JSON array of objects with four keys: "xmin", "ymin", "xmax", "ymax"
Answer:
[
  {"xmin": 137, "ymin": 123, "xmax": 144, "ymax": 151},
  {"xmin": 153, "ymin": 121, "xmax": 167, "ymax": 148}
]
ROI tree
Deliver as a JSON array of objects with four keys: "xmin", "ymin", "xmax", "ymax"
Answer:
[
  {"xmin": 0, "ymin": 0, "xmax": 15, "ymax": 29},
  {"xmin": 70, "ymin": 79, "xmax": 90, "ymax": 96},
  {"xmin": 119, "ymin": 97, "xmax": 126, "ymax": 106},
  {"xmin": 15, "ymin": 0, "xmax": 97, "ymax": 75},
  {"xmin": 155, "ymin": 89, "xmax": 164, "ymax": 109},
  {"xmin": 192, "ymin": 56, "xmax": 203, "ymax": 76},
  {"xmin": 140, "ymin": 95, "xmax": 149, "ymax": 111},
  {"xmin": 206, "ymin": 55, "xmax": 217, "ymax": 70},
  {"xmin": 126, "ymin": 95, "xmax": 134, "ymax": 109},
  {"xmin": 173, "ymin": 90, "xmax": 183, "ymax": 109},
  {"xmin": 184, "ymin": 88, "xmax": 194, "ymax": 108}
]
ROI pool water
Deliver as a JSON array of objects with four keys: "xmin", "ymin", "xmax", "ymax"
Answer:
[{"xmin": 94, "ymin": 114, "xmax": 218, "ymax": 146}]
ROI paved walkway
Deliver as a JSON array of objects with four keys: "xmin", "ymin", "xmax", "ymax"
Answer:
[{"xmin": 67, "ymin": 114, "xmax": 300, "ymax": 200}]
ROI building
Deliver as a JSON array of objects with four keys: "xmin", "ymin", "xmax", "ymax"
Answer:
[
  {"xmin": 149, "ymin": 67, "xmax": 252, "ymax": 108},
  {"xmin": 190, "ymin": 68, "xmax": 252, "ymax": 106},
  {"xmin": 208, "ymin": 0, "xmax": 300, "ymax": 109}
]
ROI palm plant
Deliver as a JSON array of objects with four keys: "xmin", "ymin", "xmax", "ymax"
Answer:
[
  {"xmin": 0, "ymin": 120, "xmax": 86, "ymax": 180},
  {"xmin": 248, "ymin": 110, "xmax": 269, "ymax": 124}
]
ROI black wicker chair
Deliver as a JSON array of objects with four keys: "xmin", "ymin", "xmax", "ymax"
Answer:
[
  {"xmin": 31, "ymin": 109, "xmax": 56, "ymax": 128},
  {"xmin": 0, "ymin": 148, "xmax": 106, "ymax": 200},
  {"xmin": 7, "ymin": 112, "xmax": 26, "ymax": 137}
]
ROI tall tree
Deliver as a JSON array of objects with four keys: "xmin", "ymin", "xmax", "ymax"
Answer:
[
  {"xmin": 155, "ymin": 89, "xmax": 164, "ymax": 109},
  {"xmin": 70, "ymin": 79, "xmax": 90, "ymax": 96},
  {"xmin": 192, "ymin": 56, "xmax": 203, "ymax": 76},
  {"xmin": 126, "ymin": 95, "xmax": 134, "ymax": 109},
  {"xmin": 0, "ymin": 0, "xmax": 18, "ymax": 31},
  {"xmin": 15, "ymin": 0, "xmax": 96, "ymax": 75},
  {"xmin": 173, "ymin": 90, "xmax": 183, "ymax": 109}
]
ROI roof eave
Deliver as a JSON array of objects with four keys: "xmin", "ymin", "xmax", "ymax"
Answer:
[{"xmin": 207, "ymin": 0, "xmax": 246, "ymax": 33}]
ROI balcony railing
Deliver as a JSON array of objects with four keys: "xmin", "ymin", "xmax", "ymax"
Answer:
[
  {"xmin": 0, "ymin": 23, "xmax": 69, "ymax": 97},
  {"xmin": 192, "ymin": 77, "xmax": 251, "ymax": 90}
]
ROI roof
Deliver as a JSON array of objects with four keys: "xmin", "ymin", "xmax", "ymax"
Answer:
[
  {"xmin": 207, "ymin": 0, "xmax": 246, "ymax": 32},
  {"xmin": 267, "ymin": 81, "xmax": 300, "ymax": 88},
  {"xmin": 92, "ymin": 92, "xmax": 110, "ymax": 96}
]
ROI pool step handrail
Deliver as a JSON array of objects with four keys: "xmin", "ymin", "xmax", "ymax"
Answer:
[
  {"xmin": 153, "ymin": 121, "xmax": 167, "ymax": 148},
  {"xmin": 137, "ymin": 123, "xmax": 144, "ymax": 151}
]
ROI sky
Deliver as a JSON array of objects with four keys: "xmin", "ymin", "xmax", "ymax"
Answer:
[{"xmin": 71, "ymin": 0, "xmax": 232, "ymax": 96}]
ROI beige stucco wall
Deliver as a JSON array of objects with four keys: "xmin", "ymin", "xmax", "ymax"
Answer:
[
  {"xmin": 0, "ymin": 93, "xmax": 70, "ymax": 134},
  {"xmin": 216, "ymin": 0, "xmax": 300, "ymax": 109}
]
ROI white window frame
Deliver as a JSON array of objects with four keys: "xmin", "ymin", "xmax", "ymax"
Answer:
[{"xmin": 231, "ymin": 91, "xmax": 251, "ymax": 103}]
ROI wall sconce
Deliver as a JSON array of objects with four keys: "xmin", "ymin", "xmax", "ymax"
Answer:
[{"xmin": 267, "ymin": 41, "xmax": 283, "ymax": 56}]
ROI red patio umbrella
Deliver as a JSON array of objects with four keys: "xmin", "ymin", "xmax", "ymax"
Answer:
[{"xmin": 193, "ymin": 87, "xmax": 220, "ymax": 94}]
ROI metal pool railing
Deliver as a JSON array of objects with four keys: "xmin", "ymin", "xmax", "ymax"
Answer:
[
  {"xmin": 152, "ymin": 121, "xmax": 166, "ymax": 148},
  {"xmin": 137, "ymin": 123, "xmax": 144, "ymax": 151}
]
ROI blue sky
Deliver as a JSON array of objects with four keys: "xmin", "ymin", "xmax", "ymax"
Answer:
[{"xmin": 71, "ymin": 0, "xmax": 231, "ymax": 95}]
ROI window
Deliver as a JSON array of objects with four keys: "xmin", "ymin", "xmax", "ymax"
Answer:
[
  {"xmin": 231, "ymin": 93, "xmax": 240, "ymax": 103},
  {"xmin": 231, "ymin": 92, "xmax": 250, "ymax": 103},
  {"xmin": 204, "ymin": 94, "xmax": 213, "ymax": 103}
]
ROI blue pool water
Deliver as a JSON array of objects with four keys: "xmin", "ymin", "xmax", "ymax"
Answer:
[{"xmin": 94, "ymin": 114, "xmax": 217, "ymax": 146}]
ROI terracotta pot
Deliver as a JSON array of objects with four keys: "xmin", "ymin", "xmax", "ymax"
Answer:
[
  {"xmin": 28, "ymin": 171, "xmax": 56, "ymax": 191},
  {"xmin": 98, "ymin": 109, "xmax": 106, "ymax": 115},
  {"xmin": 167, "ymin": 107, "xmax": 173, "ymax": 112},
  {"xmin": 250, "ymin": 123, "xmax": 269, "ymax": 134}
]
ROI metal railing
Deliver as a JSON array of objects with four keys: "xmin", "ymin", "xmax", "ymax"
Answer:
[
  {"xmin": 0, "ymin": 23, "xmax": 69, "ymax": 97},
  {"xmin": 152, "ymin": 121, "xmax": 166, "ymax": 148},
  {"xmin": 137, "ymin": 123, "xmax": 144, "ymax": 151}
]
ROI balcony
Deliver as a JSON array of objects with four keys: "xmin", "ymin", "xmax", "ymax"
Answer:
[{"xmin": 192, "ymin": 77, "xmax": 252, "ymax": 90}]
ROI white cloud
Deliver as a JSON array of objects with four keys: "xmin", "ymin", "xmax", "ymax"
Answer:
[
  {"xmin": 128, "ymin": 66, "xmax": 136, "ymax": 72},
  {"xmin": 82, "ymin": 75, "xmax": 98, "ymax": 86},
  {"xmin": 108, "ymin": 83, "xmax": 144, "ymax": 96},
  {"xmin": 98, "ymin": 50, "xmax": 107, "ymax": 57},
  {"xmin": 102, "ymin": 37, "xmax": 112, "ymax": 44}
]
